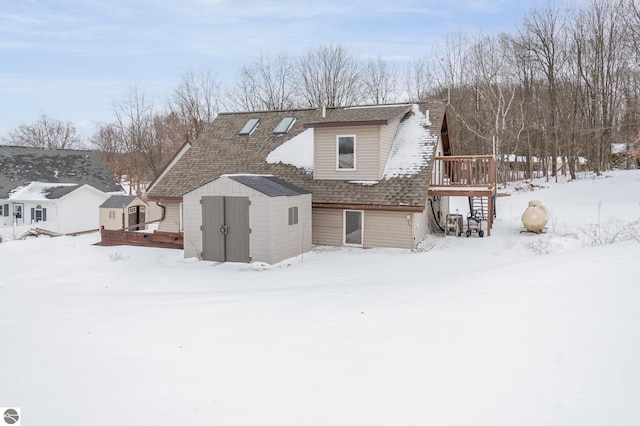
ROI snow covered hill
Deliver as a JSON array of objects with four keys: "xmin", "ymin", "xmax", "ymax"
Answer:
[{"xmin": 1, "ymin": 170, "xmax": 639, "ymax": 426}]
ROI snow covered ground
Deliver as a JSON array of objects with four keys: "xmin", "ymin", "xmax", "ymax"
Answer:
[{"xmin": 1, "ymin": 170, "xmax": 640, "ymax": 426}]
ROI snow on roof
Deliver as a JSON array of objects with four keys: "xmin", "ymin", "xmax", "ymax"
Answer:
[
  {"xmin": 266, "ymin": 105, "xmax": 437, "ymax": 179},
  {"xmin": 8, "ymin": 182, "xmax": 79, "ymax": 201},
  {"xmin": 348, "ymin": 180, "xmax": 379, "ymax": 186},
  {"xmin": 265, "ymin": 128, "xmax": 314, "ymax": 173},
  {"xmin": 383, "ymin": 104, "xmax": 437, "ymax": 178}
]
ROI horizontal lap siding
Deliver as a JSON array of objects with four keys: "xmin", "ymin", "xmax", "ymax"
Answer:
[
  {"xmin": 426, "ymin": 195, "xmax": 448, "ymax": 234},
  {"xmin": 158, "ymin": 202, "xmax": 181, "ymax": 233},
  {"xmin": 363, "ymin": 210, "xmax": 414, "ymax": 249},
  {"xmin": 313, "ymin": 208, "xmax": 418, "ymax": 249},
  {"xmin": 99, "ymin": 209, "xmax": 123, "ymax": 230},
  {"xmin": 413, "ymin": 209, "xmax": 429, "ymax": 246},
  {"xmin": 314, "ymin": 126, "xmax": 381, "ymax": 181},
  {"xmin": 312, "ymin": 208, "xmax": 342, "ymax": 246}
]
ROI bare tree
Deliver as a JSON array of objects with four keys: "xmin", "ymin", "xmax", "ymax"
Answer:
[
  {"xmin": 458, "ymin": 33, "xmax": 520, "ymax": 183},
  {"xmin": 404, "ymin": 56, "xmax": 437, "ymax": 101},
  {"xmin": 434, "ymin": 32, "xmax": 472, "ymax": 93},
  {"xmin": 297, "ymin": 44, "xmax": 363, "ymax": 108},
  {"xmin": 168, "ymin": 69, "xmax": 220, "ymax": 142},
  {"xmin": 3, "ymin": 113, "xmax": 83, "ymax": 149},
  {"xmin": 361, "ymin": 56, "xmax": 399, "ymax": 104},
  {"xmin": 91, "ymin": 124, "xmax": 127, "ymax": 182},
  {"xmin": 109, "ymin": 85, "xmax": 158, "ymax": 194},
  {"xmin": 227, "ymin": 54, "xmax": 299, "ymax": 111},
  {"xmin": 517, "ymin": 3, "xmax": 571, "ymax": 179},
  {"xmin": 573, "ymin": 0, "xmax": 628, "ymax": 174}
]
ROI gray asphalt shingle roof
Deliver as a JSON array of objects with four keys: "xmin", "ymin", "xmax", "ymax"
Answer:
[
  {"xmin": 45, "ymin": 184, "xmax": 81, "ymax": 199},
  {"xmin": 100, "ymin": 195, "xmax": 142, "ymax": 209},
  {"xmin": 148, "ymin": 101, "xmax": 448, "ymax": 209},
  {"xmin": 227, "ymin": 175, "xmax": 311, "ymax": 197},
  {"xmin": 0, "ymin": 146, "xmax": 122, "ymax": 198}
]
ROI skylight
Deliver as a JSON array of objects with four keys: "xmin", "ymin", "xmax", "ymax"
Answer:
[
  {"xmin": 273, "ymin": 117, "xmax": 296, "ymax": 135},
  {"xmin": 239, "ymin": 118, "xmax": 260, "ymax": 136}
]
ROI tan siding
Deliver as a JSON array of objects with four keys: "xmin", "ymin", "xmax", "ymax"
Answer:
[
  {"xmin": 99, "ymin": 209, "xmax": 123, "ymax": 230},
  {"xmin": 313, "ymin": 208, "xmax": 425, "ymax": 249},
  {"xmin": 363, "ymin": 210, "xmax": 414, "ymax": 249},
  {"xmin": 312, "ymin": 208, "xmax": 342, "ymax": 246},
  {"xmin": 158, "ymin": 202, "xmax": 181, "ymax": 233},
  {"xmin": 431, "ymin": 136, "xmax": 445, "ymax": 184},
  {"xmin": 379, "ymin": 116, "xmax": 401, "ymax": 173},
  {"xmin": 413, "ymin": 209, "xmax": 429, "ymax": 246},
  {"xmin": 182, "ymin": 194, "xmax": 201, "ymax": 259},
  {"xmin": 313, "ymin": 126, "xmax": 381, "ymax": 181}
]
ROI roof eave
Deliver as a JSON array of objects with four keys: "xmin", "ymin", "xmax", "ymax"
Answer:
[{"xmin": 303, "ymin": 119, "xmax": 389, "ymax": 129}]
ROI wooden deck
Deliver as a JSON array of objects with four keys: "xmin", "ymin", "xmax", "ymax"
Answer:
[{"xmin": 428, "ymin": 156, "xmax": 497, "ymax": 236}]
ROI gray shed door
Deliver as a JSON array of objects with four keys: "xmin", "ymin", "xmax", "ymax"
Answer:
[{"xmin": 202, "ymin": 196, "xmax": 250, "ymax": 263}]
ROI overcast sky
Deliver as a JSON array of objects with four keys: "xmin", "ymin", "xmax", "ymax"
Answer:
[{"xmin": 1, "ymin": 0, "xmax": 544, "ymax": 139}]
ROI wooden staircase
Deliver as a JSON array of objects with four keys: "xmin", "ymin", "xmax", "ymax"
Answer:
[{"xmin": 469, "ymin": 196, "xmax": 488, "ymax": 220}]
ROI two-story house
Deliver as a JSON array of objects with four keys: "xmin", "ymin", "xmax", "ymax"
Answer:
[{"xmin": 146, "ymin": 101, "xmax": 456, "ymax": 263}]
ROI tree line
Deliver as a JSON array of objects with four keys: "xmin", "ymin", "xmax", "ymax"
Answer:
[{"xmin": 3, "ymin": 0, "xmax": 640, "ymax": 191}]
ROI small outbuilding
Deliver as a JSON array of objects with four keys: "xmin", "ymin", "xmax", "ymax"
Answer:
[
  {"xmin": 183, "ymin": 174, "xmax": 312, "ymax": 264},
  {"xmin": 99, "ymin": 195, "xmax": 148, "ymax": 231}
]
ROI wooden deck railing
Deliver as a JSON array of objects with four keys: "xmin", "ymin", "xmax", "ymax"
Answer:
[
  {"xmin": 429, "ymin": 155, "xmax": 497, "ymax": 236},
  {"xmin": 431, "ymin": 155, "xmax": 496, "ymax": 188}
]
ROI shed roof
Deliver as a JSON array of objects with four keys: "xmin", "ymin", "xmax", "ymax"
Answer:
[
  {"xmin": 100, "ymin": 195, "xmax": 144, "ymax": 208},
  {"xmin": 148, "ymin": 101, "xmax": 449, "ymax": 209},
  {"xmin": 227, "ymin": 175, "xmax": 310, "ymax": 197},
  {"xmin": 0, "ymin": 146, "xmax": 122, "ymax": 199}
]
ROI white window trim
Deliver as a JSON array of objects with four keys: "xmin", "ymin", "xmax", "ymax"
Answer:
[
  {"xmin": 336, "ymin": 134, "xmax": 356, "ymax": 171},
  {"xmin": 343, "ymin": 209, "xmax": 364, "ymax": 247}
]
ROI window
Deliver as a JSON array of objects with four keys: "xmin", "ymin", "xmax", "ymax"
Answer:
[
  {"xmin": 1, "ymin": 204, "xmax": 8, "ymax": 217},
  {"xmin": 31, "ymin": 205, "xmax": 47, "ymax": 223},
  {"xmin": 288, "ymin": 206, "xmax": 299, "ymax": 225},
  {"xmin": 109, "ymin": 210, "xmax": 116, "ymax": 219},
  {"xmin": 239, "ymin": 118, "xmax": 260, "ymax": 136},
  {"xmin": 274, "ymin": 117, "xmax": 296, "ymax": 135},
  {"xmin": 337, "ymin": 135, "xmax": 356, "ymax": 170},
  {"xmin": 344, "ymin": 210, "xmax": 363, "ymax": 246}
]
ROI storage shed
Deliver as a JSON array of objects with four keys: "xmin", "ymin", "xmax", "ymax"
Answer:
[
  {"xmin": 99, "ymin": 195, "xmax": 148, "ymax": 231},
  {"xmin": 183, "ymin": 174, "xmax": 312, "ymax": 264}
]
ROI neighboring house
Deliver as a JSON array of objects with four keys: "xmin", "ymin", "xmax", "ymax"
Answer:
[
  {"xmin": 99, "ymin": 195, "xmax": 148, "ymax": 231},
  {"xmin": 147, "ymin": 101, "xmax": 459, "ymax": 262},
  {"xmin": 0, "ymin": 146, "xmax": 122, "ymax": 238}
]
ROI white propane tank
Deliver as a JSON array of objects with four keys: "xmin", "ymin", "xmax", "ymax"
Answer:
[{"xmin": 521, "ymin": 200, "xmax": 548, "ymax": 233}]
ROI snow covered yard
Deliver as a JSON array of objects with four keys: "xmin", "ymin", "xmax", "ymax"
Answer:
[{"xmin": 1, "ymin": 170, "xmax": 640, "ymax": 426}]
